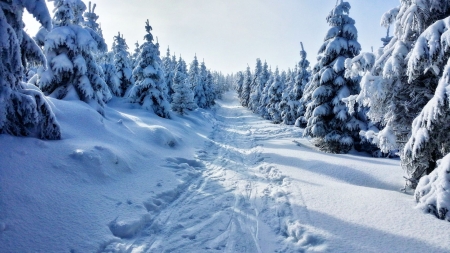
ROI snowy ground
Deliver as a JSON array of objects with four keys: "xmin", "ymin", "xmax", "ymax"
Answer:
[{"xmin": 1, "ymin": 91, "xmax": 450, "ymax": 252}]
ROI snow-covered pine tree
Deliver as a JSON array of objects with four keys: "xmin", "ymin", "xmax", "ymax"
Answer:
[
  {"xmin": 0, "ymin": 0, "xmax": 61, "ymax": 140},
  {"xmin": 129, "ymin": 20, "xmax": 170, "ymax": 118},
  {"xmin": 258, "ymin": 67, "xmax": 273, "ymax": 120},
  {"xmin": 194, "ymin": 61, "xmax": 208, "ymax": 108},
  {"xmin": 279, "ymin": 68, "xmax": 296, "ymax": 125},
  {"xmin": 37, "ymin": 0, "xmax": 111, "ymax": 115},
  {"xmin": 82, "ymin": 1, "xmax": 107, "ymax": 77},
  {"xmin": 248, "ymin": 59, "xmax": 263, "ymax": 112},
  {"xmin": 171, "ymin": 57, "xmax": 196, "ymax": 114},
  {"xmin": 352, "ymin": 1, "xmax": 450, "ymax": 187},
  {"xmin": 102, "ymin": 51, "xmax": 121, "ymax": 96},
  {"xmin": 131, "ymin": 41, "xmax": 140, "ymax": 70},
  {"xmin": 205, "ymin": 70, "xmax": 216, "ymax": 108},
  {"xmin": 162, "ymin": 47, "xmax": 176, "ymax": 103},
  {"xmin": 403, "ymin": 15, "xmax": 450, "ymax": 188},
  {"xmin": 83, "ymin": 1, "xmax": 103, "ymax": 38},
  {"xmin": 266, "ymin": 68, "xmax": 284, "ymax": 123},
  {"xmin": 303, "ymin": 1, "xmax": 362, "ymax": 153},
  {"xmin": 234, "ymin": 71, "xmax": 244, "ymax": 98},
  {"xmin": 294, "ymin": 42, "xmax": 311, "ymax": 127},
  {"xmin": 188, "ymin": 55, "xmax": 200, "ymax": 91},
  {"xmin": 240, "ymin": 66, "xmax": 252, "ymax": 107},
  {"xmin": 113, "ymin": 32, "xmax": 134, "ymax": 96}
]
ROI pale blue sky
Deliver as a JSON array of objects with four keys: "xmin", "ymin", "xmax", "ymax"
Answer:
[{"xmin": 24, "ymin": 0, "xmax": 399, "ymax": 74}]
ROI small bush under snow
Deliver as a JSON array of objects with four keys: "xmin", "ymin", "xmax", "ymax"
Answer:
[{"xmin": 415, "ymin": 154, "xmax": 450, "ymax": 221}]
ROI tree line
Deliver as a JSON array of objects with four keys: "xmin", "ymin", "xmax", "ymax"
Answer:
[
  {"xmin": 0, "ymin": 0, "xmax": 231, "ymax": 140},
  {"xmin": 234, "ymin": 0, "xmax": 450, "ymax": 222}
]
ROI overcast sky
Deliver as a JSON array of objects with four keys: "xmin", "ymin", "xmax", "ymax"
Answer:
[{"xmin": 23, "ymin": 0, "xmax": 399, "ymax": 74}]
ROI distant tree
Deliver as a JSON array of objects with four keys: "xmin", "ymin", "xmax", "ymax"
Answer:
[
  {"xmin": 171, "ymin": 57, "xmax": 196, "ymax": 114},
  {"xmin": 194, "ymin": 61, "xmax": 208, "ymax": 108},
  {"xmin": 205, "ymin": 70, "xmax": 216, "ymax": 108},
  {"xmin": 129, "ymin": 20, "xmax": 170, "ymax": 118},
  {"xmin": 293, "ymin": 42, "xmax": 311, "ymax": 127},
  {"xmin": 162, "ymin": 47, "xmax": 176, "ymax": 102},
  {"xmin": 113, "ymin": 32, "xmax": 134, "ymax": 96},
  {"xmin": 248, "ymin": 59, "xmax": 263, "ymax": 112},
  {"xmin": 240, "ymin": 66, "xmax": 252, "ymax": 107},
  {"xmin": 303, "ymin": 1, "xmax": 362, "ymax": 153},
  {"xmin": 267, "ymin": 68, "xmax": 284, "ymax": 123},
  {"xmin": 37, "ymin": 0, "xmax": 111, "ymax": 115},
  {"xmin": 0, "ymin": 0, "xmax": 61, "ymax": 140},
  {"xmin": 131, "ymin": 41, "xmax": 140, "ymax": 70},
  {"xmin": 234, "ymin": 71, "xmax": 244, "ymax": 97},
  {"xmin": 102, "ymin": 51, "xmax": 121, "ymax": 96},
  {"xmin": 258, "ymin": 67, "xmax": 273, "ymax": 120}
]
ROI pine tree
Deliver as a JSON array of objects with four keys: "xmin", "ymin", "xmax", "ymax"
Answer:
[
  {"xmin": 82, "ymin": 1, "xmax": 107, "ymax": 79},
  {"xmin": 248, "ymin": 59, "xmax": 263, "ymax": 112},
  {"xmin": 171, "ymin": 57, "xmax": 196, "ymax": 114},
  {"xmin": 131, "ymin": 41, "xmax": 141, "ymax": 70},
  {"xmin": 303, "ymin": 1, "xmax": 362, "ymax": 153},
  {"xmin": 102, "ymin": 51, "xmax": 121, "ymax": 96},
  {"xmin": 162, "ymin": 47, "xmax": 176, "ymax": 102},
  {"xmin": 279, "ymin": 68, "xmax": 296, "ymax": 125},
  {"xmin": 194, "ymin": 61, "xmax": 208, "ymax": 108},
  {"xmin": 205, "ymin": 70, "xmax": 216, "ymax": 108},
  {"xmin": 403, "ymin": 15, "xmax": 450, "ymax": 187},
  {"xmin": 240, "ymin": 66, "xmax": 252, "ymax": 107},
  {"xmin": 294, "ymin": 42, "xmax": 311, "ymax": 127},
  {"xmin": 129, "ymin": 20, "xmax": 170, "ymax": 118},
  {"xmin": 234, "ymin": 71, "xmax": 244, "ymax": 98},
  {"xmin": 37, "ymin": 0, "xmax": 111, "ymax": 115},
  {"xmin": 266, "ymin": 68, "xmax": 284, "ymax": 123},
  {"xmin": 0, "ymin": 0, "xmax": 61, "ymax": 139},
  {"xmin": 258, "ymin": 67, "xmax": 273, "ymax": 120},
  {"xmin": 113, "ymin": 32, "xmax": 134, "ymax": 96},
  {"xmin": 351, "ymin": 1, "xmax": 450, "ymax": 186}
]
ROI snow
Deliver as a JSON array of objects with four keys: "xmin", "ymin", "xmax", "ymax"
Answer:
[{"xmin": 1, "ymin": 91, "xmax": 450, "ymax": 252}]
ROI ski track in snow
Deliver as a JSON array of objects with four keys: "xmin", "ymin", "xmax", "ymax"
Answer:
[{"xmin": 100, "ymin": 96, "xmax": 325, "ymax": 252}]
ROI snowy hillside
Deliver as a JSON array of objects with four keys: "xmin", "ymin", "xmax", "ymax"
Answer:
[{"xmin": 1, "ymin": 91, "xmax": 449, "ymax": 252}]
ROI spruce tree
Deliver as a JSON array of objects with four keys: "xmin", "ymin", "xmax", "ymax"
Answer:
[
  {"xmin": 294, "ymin": 42, "xmax": 311, "ymax": 127},
  {"xmin": 102, "ymin": 51, "xmax": 121, "ymax": 96},
  {"xmin": 403, "ymin": 15, "xmax": 450, "ymax": 187},
  {"xmin": 303, "ymin": 1, "xmax": 361, "ymax": 153},
  {"xmin": 248, "ymin": 59, "xmax": 263, "ymax": 112},
  {"xmin": 267, "ymin": 68, "xmax": 284, "ymax": 123},
  {"xmin": 129, "ymin": 20, "xmax": 170, "ymax": 118},
  {"xmin": 38, "ymin": 0, "xmax": 111, "ymax": 115},
  {"xmin": 171, "ymin": 57, "xmax": 196, "ymax": 114},
  {"xmin": 234, "ymin": 71, "xmax": 244, "ymax": 98},
  {"xmin": 205, "ymin": 70, "xmax": 216, "ymax": 108},
  {"xmin": 258, "ymin": 67, "xmax": 273, "ymax": 120},
  {"xmin": 194, "ymin": 61, "xmax": 208, "ymax": 108},
  {"xmin": 113, "ymin": 32, "xmax": 134, "ymax": 96},
  {"xmin": 240, "ymin": 66, "xmax": 252, "ymax": 107},
  {"xmin": 162, "ymin": 47, "xmax": 176, "ymax": 102},
  {"xmin": 351, "ymin": 1, "xmax": 450, "ymax": 186},
  {"xmin": 0, "ymin": 0, "xmax": 61, "ymax": 140}
]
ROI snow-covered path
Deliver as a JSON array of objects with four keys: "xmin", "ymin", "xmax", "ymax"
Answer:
[
  {"xmin": 99, "ymin": 92, "xmax": 450, "ymax": 253},
  {"xmin": 102, "ymin": 92, "xmax": 325, "ymax": 252}
]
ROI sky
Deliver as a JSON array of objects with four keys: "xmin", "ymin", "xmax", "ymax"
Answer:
[{"xmin": 23, "ymin": 0, "xmax": 400, "ymax": 74}]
